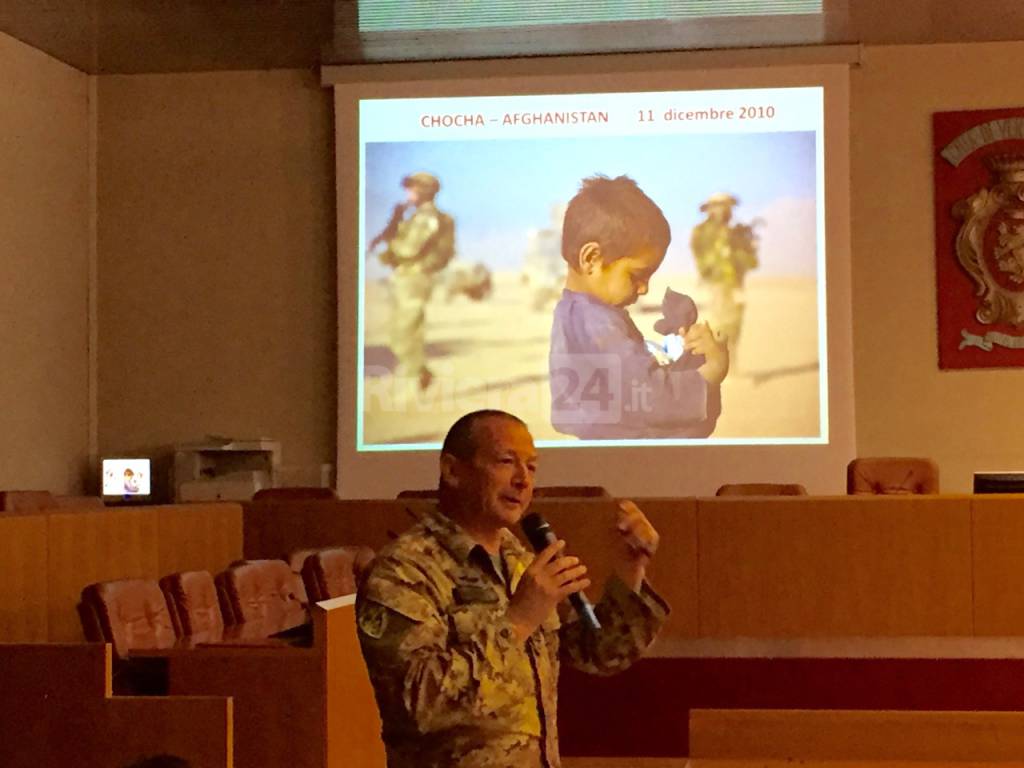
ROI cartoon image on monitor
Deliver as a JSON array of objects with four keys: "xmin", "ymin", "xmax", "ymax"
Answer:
[{"xmin": 102, "ymin": 458, "xmax": 152, "ymax": 499}]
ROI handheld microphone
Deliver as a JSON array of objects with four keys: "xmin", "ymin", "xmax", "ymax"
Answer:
[{"xmin": 520, "ymin": 512, "xmax": 601, "ymax": 632}]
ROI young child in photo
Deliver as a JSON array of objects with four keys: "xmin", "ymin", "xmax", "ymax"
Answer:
[{"xmin": 549, "ymin": 175, "xmax": 729, "ymax": 438}]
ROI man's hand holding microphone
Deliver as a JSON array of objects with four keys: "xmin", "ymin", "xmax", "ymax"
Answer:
[{"xmin": 506, "ymin": 501, "xmax": 660, "ymax": 642}]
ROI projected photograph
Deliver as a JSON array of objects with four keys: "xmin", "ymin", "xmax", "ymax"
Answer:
[{"xmin": 358, "ymin": 88, "xmax": 825, "ymax": 449}]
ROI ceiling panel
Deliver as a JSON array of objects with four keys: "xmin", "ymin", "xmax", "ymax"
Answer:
[{"xmin": 0, "ymin": 1, "xmax": 1022, "ymax": 75}]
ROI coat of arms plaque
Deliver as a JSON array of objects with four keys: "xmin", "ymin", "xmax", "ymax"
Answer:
[{"xmin": 935, "ymin": 107, "xmax": 1024, "ymax": 368}]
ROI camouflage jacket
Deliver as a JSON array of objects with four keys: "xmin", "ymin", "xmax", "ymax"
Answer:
[
  {"xmin": 382, "ymin": 201, "xmax": 455, "ymax": 274},
  {"xmin": 690, "ymin": 218, "xmax": 758, "ymax": 287},
  {"xmin": 356, "ymin": 506, "xmax": 669, "ymax": 768}
]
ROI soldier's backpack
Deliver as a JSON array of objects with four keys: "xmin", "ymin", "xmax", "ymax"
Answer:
[{"xmin": 420, "ymin": 212, "xmax": 456, "ymax": 274}]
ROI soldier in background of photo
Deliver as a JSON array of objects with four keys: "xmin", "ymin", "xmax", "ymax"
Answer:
[
  {"xmin": 690, "ymin": 192, "xmax": 760, "ymax": 366},
  {"xmin": 443, "ymin": 260, "xmax": 493, "ymax": 303},
  {"xmin": 522, "ymin": 202, "xmax": 568, "ymax": 311},
  {"xmin": 369, "ymin": 171, "xmax": 456, "ymax": 402}
]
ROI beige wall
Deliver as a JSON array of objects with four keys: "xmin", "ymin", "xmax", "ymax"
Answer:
[
  {"xmin": 0, "ymin": 38, "xmax": 1011, "ymax": 496},
  {"xmin": 96, "ymin": 70, "xmax": 336, "ymax": 496},
  {"xmin": 98, "ymin": 43, "xmax": 1024, "ymax": 496},
  {"xmin": 0, "ymin": 32, "xmax": 91, "ymax": 493},
  {"xmin": 851, "ymin": 41, "xmax": 1024, "ymax": 492}
]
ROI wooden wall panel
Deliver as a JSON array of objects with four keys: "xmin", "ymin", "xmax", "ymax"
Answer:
[
  {"xmin": 157, "ymin": 501, "xmax": 243, "ymax": 576},
  {"xmin": 697, "ymin": 496, "xmax": 973, "ymax": 636},
  {"xmin": 0, "ymin": 643, "xmax": 230, "ymax": 768},
  {"xmin": 47, "ymin": 507, "xmax": 160, "ymax": 641},
  {"xmin": 243, "ymin": 499, "xmax": 427, "ymax": 560},
  {"xmin": 317, "ymin": 595, "xmax": 387, "ymax": 768},
  {"xmin": 0, "ymin": 513, "xmax": 48, "ymax": 641},
  {"xmin": 690, "ymin": 708, "xmax": 1024, "ymax": 761},
  {"xmin": 971, "ymin": 494, "xmax": 1024, "ymax": 635},
  {"xmin": 170, "ymin": 647, "xmax": 322, "ymax": 768},
  {"xmin": 1, "ymin": 643, "xmax": 109, "ymax": 768},
  {"xmin": 536, "ymin": 498, "xmax": 699, "ymax": 640},
  {"xmin": 103, "ymin": 696, "xmax": 232, "ymax": 768}
]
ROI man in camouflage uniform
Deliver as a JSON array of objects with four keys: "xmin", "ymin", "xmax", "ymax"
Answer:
[
  {"xmin": 356, "ymin": 410, "xmax": 669, "ymax": 768},
  {"xmin": 690, "ymin": 192, "xmax": 759, "ymax": 359},
  {"xmin": 372, "ymin": 172, "xmax": 456, "ymax": 397}
]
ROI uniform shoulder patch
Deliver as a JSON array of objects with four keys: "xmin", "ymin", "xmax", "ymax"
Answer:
[{"xmin": 358, "ymin": 602, "xmax": 390, "ymax": 639}]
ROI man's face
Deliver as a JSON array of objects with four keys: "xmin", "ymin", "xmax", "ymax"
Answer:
[
  {"xmin": 587, "ymin": 246, "xmax": 664, "ymax": 308},
  {"xmin": 707, "ymin": 203, "xmax": 733, "ymax": 224},
  {"xmin": 447, "ymin": 417, "xmax": 538, "ymax": 529}
]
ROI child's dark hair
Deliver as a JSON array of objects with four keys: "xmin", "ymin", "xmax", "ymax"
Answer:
[{"xmin": 561, "ymin": 175, "xmax": 671, "ymax": 269}]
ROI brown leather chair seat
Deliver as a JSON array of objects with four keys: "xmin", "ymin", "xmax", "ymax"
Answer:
[
  {"xmin": 215, "ymin": 559, "xmax": 308, "ymax": 630},
  {"xmin": 160, "ymin": 570, "xmax": 224, "ymax": 638},
  {"xmin": 0, "ymin": 490, "xmax": 55, "ymax": 513},
  {"xmin": 533, "ymin": 486, "xmax": 611, "ymax": 498},
  {"xmin": 80, "ymin": 578, "xmax": 177, "ymax": 657},
  {"xmin": 396, "ymin": 489, "xmax": 438, "ymax": 499},
  {"xmin": 301, "ymin": 546, "xmax": 376, "ymax": 603},
  {"xmin": 847, "ymin": 457, "xmax": 939, "ymax": 495}
]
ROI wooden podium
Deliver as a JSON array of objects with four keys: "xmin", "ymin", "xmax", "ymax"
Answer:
[
  {"xmin": 0, "ymin": 642, "xmax": 231, "ymax": 768},
  {"xmin": 167, "ymin": 594, "xmax": 386, "ymax": 768}
]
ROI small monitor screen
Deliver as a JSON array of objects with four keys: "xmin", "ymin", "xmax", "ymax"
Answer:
[
  {"xmin": 974, "ymin": 472, "xmax": 1024, "ymax": 494},
  {"xmin": 102, "ymin": 458, "xmax": 152, "ymax": 497}
]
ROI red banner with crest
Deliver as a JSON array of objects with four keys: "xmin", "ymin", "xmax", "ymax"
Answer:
[{"xmin": 934, "ymin": 107, "xmax": 1024, "ymax": 368}]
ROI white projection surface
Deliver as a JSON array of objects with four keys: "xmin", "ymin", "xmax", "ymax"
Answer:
[{"xmin": 331, "ymin": 57, "xmax": 854, "ymax": 497}]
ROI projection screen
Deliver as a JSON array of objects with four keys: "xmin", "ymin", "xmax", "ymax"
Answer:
[{"xmin": 328, "ymin": 50, "xmax": 854, "ymax": 497}]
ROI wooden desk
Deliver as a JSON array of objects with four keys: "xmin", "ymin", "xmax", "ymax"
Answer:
[
  {"xmin": 127, "ymin": 616, "xmax": 311, "ymax": 656},
  {"xmin": 0, "ymin": 643, "xmax": 231, "ymax": 768},
  {"xmin": 165, "ymin": 595, "xmax": 385, "ymax": 768},
  {"xmin": 691, "ymin": 708, "xmax": 1024, "ymax": 762},
  {"xmin": 559, "ymin": 636, "xmax": 1024, "ymax": 758}
]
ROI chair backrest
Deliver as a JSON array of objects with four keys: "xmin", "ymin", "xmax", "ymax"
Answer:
[
  {"xmin": 396, "ymin": 489, "xmax": 438, "ymax": 499},
  {"xmin": 716, "ymin": 483, "xmax": 808, "ymax": 496},
  {"xmin": 252, "ymin": 487, "xmax": 337, "ymax": 502},
  {"xmin": 533, "ymin": 486, "xmax": 611, "ymax": 498},
  {"xmin": 159, "ymin": 570, "xmax": 224, "ymax": 638},
  {"xmin": 216, "ymin": 559, "xmax": 308, "ymax": 629},
  {"xmin": 287, "ymin": 547, "xmax": 320, "ymax": 574},
  {"xmin": 77, "ymin": 599, "xmax": 105, "ymax": 642},
  {"xmin": 80, "ymin": 579, "xmax": 177, "ymax": 657},
  {"xmin": 0, "ymin": 490, "xmax": 55, "ymax": 513},
  {"xmin": 847, "ymin": 457, "xmax": 939, "ymax": 495},
  {"xmin": 301, "ymin": 546, "xmax": 376, "ymax": 603}
]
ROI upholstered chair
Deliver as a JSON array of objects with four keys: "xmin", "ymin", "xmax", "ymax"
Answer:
[
  {"xmin": 215, "ymin": 559, "xmax": 308, "ymax": 630},
  {"xmin": 301, "ymin": 546, "xmax": 376, "ymax": 603},
  {"xmin": 847, "ymin": 457, "xmax": 939, "ymax": 495},
  {"xmin": 80, "ymin": 579, "xmax": 176, "ymax": 657},
  {"xmin": 160, "ymin": 570, "xmax": 225, "ymax": 638}
]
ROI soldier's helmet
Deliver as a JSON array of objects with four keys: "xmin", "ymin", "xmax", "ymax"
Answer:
[
  {"xmin": 699, "ymin": 192, "xmax": 739, "ymax": 212},
  {"xmin": 402, "ymin": 171, "xmax": 441, "ymax": 199}
]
